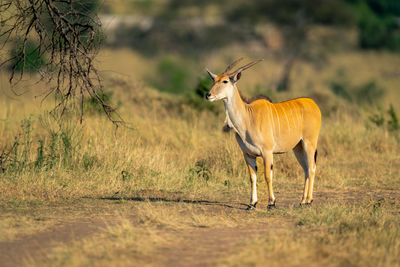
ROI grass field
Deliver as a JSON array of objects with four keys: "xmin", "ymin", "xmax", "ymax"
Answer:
[{"xmin": 0, "ymin": 46, "xmax": 399, "ymax": 266}]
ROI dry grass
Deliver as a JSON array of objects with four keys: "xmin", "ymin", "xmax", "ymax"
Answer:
[
  {"xmin": 0, "ymin": 215, "xmax": 55, "ymax": 242},
  {"xmin": 37, "ymin": 217, "xmax": 168, "ymax": 267},
  {"xmin": 223, "ymin": 199, "xmax": 400, "ymax": 267},
  {"xmin": 0, "ymin": 47, "xmax": 399, "ymax": 266}
]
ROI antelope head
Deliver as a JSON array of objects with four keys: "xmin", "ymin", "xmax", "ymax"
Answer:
[{"xmin": 205, "ymin": 58, "xmax": 263, "ymax": 102}]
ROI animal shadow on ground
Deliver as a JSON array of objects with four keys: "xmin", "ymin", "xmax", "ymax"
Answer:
[{"xmin": 98, "ymin": 194, "xmax": 250, "ymax": 210}]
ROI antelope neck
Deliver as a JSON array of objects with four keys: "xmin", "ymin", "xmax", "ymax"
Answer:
[{"xmin": 223, "ymin": 85, "xmax": 249, "ymax": 138}]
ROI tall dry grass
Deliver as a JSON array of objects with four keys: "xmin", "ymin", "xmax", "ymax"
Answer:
[
  {"xmin": 0, "ymin": 48, "xmax": 399, "ymax": 266},
  {"xmin": 223, "ymin": 199, "xmax": 400, "ymax": 267},
  {"xmin": 0, "ymin": 48, "xmax": 399, "ymax": 205}
]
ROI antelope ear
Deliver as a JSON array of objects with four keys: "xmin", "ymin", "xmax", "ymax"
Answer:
[
  {"xmin": 206, "ymin": 68, "xmax": 217, "ymax": 81},
  {"xmin": 231, "ymin": 72, "xmax": 241, "ymax": 83}
]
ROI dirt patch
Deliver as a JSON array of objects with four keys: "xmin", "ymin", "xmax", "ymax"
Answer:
[
  {"xmin": 0, "ymin": 188, "xmax": 398, "ymax": 267},
  {"xmin": 153, "ymin": 220, "xmax": 293, "ymax": 267},
  {"xmin": 0, "ymin": 217, "xmax": 117, "ymax": 267}
]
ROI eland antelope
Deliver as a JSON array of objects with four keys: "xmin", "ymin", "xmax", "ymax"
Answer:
[{"xmin": 205, "ymin": 59, "xmax": 321, "ymax": 209}]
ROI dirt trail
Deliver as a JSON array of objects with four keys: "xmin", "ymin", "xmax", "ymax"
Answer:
[
  {"xmin": 0, "ymin": 215, "xmax": 291, "ymax": 267},
  {"xmin": 0, "ymin": 189, "xmax": 398, "ymax": 267},
  {"xmin": 154, "ymin": 220, "xmax": 292, "ymax": 267},
  {"xmin": 0, "ymin": 217, "xmax": 117, "ymax": 267}
]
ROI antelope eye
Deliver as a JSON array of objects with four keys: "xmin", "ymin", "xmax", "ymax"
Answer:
[{"xmin": 222, "ymin": 80, "xmax": 228, "ymax": 84}]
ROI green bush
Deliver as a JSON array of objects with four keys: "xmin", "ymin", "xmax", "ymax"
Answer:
[
  {"xmin": 329, "ymin": 70, "xmax": 385, "ymax": 105},
  {"xmin": 330, "ymin": 80, "xmax": 353, "ymax": 102},
  {"xmin": 84, "ymin": 91, "xmax": 120, "ymax": 115},
  {"xmin": 10, "ymin": 40, "xmax": 46, "ymax": 73},
  {"xmin": 368, "ymin": 104, "xmax": 399, "ymax": 133},
  {"xmin": 183, "ymin": 75, "xmax": 219, "ymax": 114},
  {"xmin": 186, "ymin": 160, "xmax": 212, "ymax": 184},
  {"xmin": 358, "ymin": 10, "xmax": 400, "ymax": 50},
  {"xmin": 43, "ymin": 0, "xmax": 102, "ymax": 47},
  {"xmin": 349, "ymin": 0, "xmax": 400, "ymax": 50},
  {"xmin": 355, "ymin": 81, "xmax": 385, "ymax": 104},
  {"xmin": 0, "ymin": 115, "xmax": 94, "ymax": 174},
  {"xmin": 149, "ymin": 57, "xmax": 190, "ymax": 94}
]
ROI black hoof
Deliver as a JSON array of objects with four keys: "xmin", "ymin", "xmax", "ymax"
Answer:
[
  {"xmin": 267, "ymin": 200, "xmax": 276, "ymax": 210},
  {"xmin": 300, "ymin": 200, "xmax": 313, "ymax": 207},
  {"xmin": 246, "ymin": 202, "xmax": 257, "ymax": 210}
]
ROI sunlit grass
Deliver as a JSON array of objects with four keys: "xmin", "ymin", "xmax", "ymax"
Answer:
[
  {"xmin": 224, "ymin": 199, "xmax": 400, "ymax": 267},
  {"xmin": 0, "ymin": 48, "xmax": 399, "ymax": 266}
]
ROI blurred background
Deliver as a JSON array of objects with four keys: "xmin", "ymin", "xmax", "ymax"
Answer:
[
  {"xmin": 0, "ymin": 4, "xmax": 399, "ymax": 264},
  {"xmin": 95, "ymin": 0, "xmax": 400, "ymax": 122},
  {"xmin": 0, "ymin": 0, "xmax": 398, "ymax": 142},
  {"xmin": 1, "ymin": 0, "xmax": 400, "ymax": 126}
]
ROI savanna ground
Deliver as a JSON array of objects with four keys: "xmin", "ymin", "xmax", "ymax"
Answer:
[{"xmin": 1, "ymin": 37, "xmax": 400, "ymax": 266}]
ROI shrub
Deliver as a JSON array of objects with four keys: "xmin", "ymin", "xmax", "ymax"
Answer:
[
  {"xmin": 355, "ymin": 81, "xmax": 385, "ymax": 105},
  {"xmin": 349, "ymin": 0, "xmax": 400, "ymax": 51},
  {"xmin": 329, "ymin": 80, "xmax": 353, "ymax": 102},
  {"xmin": 84, "ymin": 91, "xmax": 120, "ymax": 115},
  {"xmin": 148, "ymin": 57, "xmax": 190, "ymax": 94},
  {"xmin": 329, "ymin": 70, "xmax": 385, "ymax": 105},
  {"xmin": 10, "ymin": 40, "xmax": 46, "ymax": 73},
  {"xmin": 0, "ymin": 115, "xmax": 94, "ymax": 174},
  {"xmin": 187, "ymin": 160, "xmax": 212, "ymax": 184},
  {"xmin": 368, "ymin": 104, "xmax": 399, "ymax": 133},
  {"xmin": 183, "ymin": 75, "xmax": 220, "ymax": 114}
]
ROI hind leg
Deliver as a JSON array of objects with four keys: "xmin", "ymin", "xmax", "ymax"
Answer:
[
  {"xmin": 293, "ymin": 141, "xmax": 310, "ymax": 205},
  {"xmin": 293, "ymin": 140, "xmax": 317, "ymax": 205},
  {"xmin": 304, "ymin": 141, "xmax": 317, "ymax": 204}
]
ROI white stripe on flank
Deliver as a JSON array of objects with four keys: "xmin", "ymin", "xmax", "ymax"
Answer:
[
  {"xmin": 272, "ymin": 104, "xmax": 280, "ymax": 136},
  {"xmin": 292, "ymin": 102, "xmax": 300, "ymax": 134},
  {"xmin": 282, "ymin": 103, "xmax": 290, "ymax": 135},
  {"xmin": 267, "ymin": 103, "xmax": 275, "ymax": 137},
  {"xmin": 288, "ymin": 102, "xmax": 295, "ymax": 132},
  {"xmin": 294, "ymin": 102, "xmax": 301, "ymax": 133}
]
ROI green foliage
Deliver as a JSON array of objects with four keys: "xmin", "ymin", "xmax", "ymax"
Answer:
[
  {"xmin": 10, "ymin": 40, "xmax": 46, "ymax": 73},
  {"xmin": 7, "ymin": 118, "xmax": 34, "ymax": 171},
  {"xmin": 194, "ymin": 75, "xmax": 213, "ymax": 99},
  {"xmin": 329, "ymin": 70, "xmax": 385, "ymax": 105},
  {"xmin": 228, "ymin": 0, "xmax": 354, "ymax": 26},
  {"xmin": 369, "ymin": 104, "xmax": 399, "ymax": 133},
  {"xmin": 0, "ymin": 115, "xmax": 99, "ymax": 174},
  {"xmin": 149, "ymin": 57, "xmax": 190, "ymax": 94},
  {"xmin": 387, "ymin": 104, "xmax": 399, "ymax": 131},
  {"xmin": 348, "ymin": 0, "xmax": 400, "ymax": 50},
  {"xmin": 82, "ymin": 152, "xmax": 98, "ymax": 171},
  {"xmin": 369, "ymin": 109, "xmax": 385, "ymax": 126},
  {"xmin": 187, "ymin": 160, "xmax": 212, "ymax": 184},
  {"xmin": 35, "ymin": 140, "xmax": 44, "ymax": 168},
  {"xmin": 84, "ymin": 91, "xmax": 119, "ymax": 115},
  {"xmin": 131, "ymin": 0, "xmax": 155, "ymax": 14},
  {"xmin": 43, "ymin": 0, "xmax": 102, "ymax": 46},
  {"xmin": 330, "ymin": 80, "xmax": 353, "ymax": 102},
  {"xmin": 355, "ymin": 81, "xmax": 385, "ymax": 104},
  {"xmin": 183, "ymin": 75, "xmax": 219, "ymax": 114}
]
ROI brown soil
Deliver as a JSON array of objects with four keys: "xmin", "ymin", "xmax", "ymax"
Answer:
[
  {"xmin": 0, "ymin": 217, "xmax": 117, "ymax": 267},
  {"xmin": 0, "ymin": 189, "xmax": 398, "ymax": 267},
  {"xmin": 152, "ymin": 220, "xmax": 292, "ymax": 267}
]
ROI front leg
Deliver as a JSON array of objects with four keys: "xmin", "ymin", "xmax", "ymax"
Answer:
[
  {"xmin": 263, "ymin": 151, "xmax": 276, "ymax": 209},
  {"xmin": 244, "ymin": 154, "xmax": 258, "ymax": 210}
]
